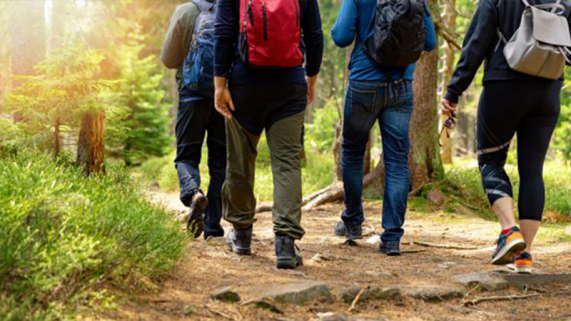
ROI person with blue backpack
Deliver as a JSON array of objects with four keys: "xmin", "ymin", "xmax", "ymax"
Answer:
[
  {"xmin": 331, "ymin": 0, "xmax": 436, "ymax": 255},
  {"xmin": 162, "ymin": 0, "xmax": 226, "ymax": 240}
]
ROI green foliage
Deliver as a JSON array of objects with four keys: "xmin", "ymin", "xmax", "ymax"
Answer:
[
  {"xmin": 0, "ymin": 151, "xmax": 185, "ymax": 320},
  {"xmin": 445, "ymin": 159, "xmax": 571, "ymax": 219},
  {"xmin": 104, "ymin": 32, "xmax": 172, "ymax": 165},
  {"xmin": 5, "ymin": 41, "xmax": 109, "ymax": 150},
  {"xmin": 306, "ymin": 99, "xmax": 340, "ymax": 153}
]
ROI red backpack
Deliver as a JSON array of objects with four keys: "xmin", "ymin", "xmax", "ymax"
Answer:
[{"xmin": 239, "ymin": 0, "xmax": 303, "ymax": 68}]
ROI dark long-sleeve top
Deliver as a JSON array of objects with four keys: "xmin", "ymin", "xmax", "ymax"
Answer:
[
  {"xmin": 214, "ymin": 0, "xmax": 324, "ymax": 86},
  {"xmin": 445, "ymin": 0, "xmax": 571, "ymax": 104}
]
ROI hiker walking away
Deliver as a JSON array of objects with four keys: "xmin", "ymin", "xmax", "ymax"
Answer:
[
  {"xmin": 442, "ymin": 0, "xmax": 571, "ymax": 273},
  {"xmin": 331, "ymin": 0, "xmax": 436, "ymax": 255},
  {"xmin": 214, "ymin": 0, "xmax": 324, "ymax": 269},
  {"xmin": 162, "ymin": 0, "xmax": 226, "ymax": 240}
]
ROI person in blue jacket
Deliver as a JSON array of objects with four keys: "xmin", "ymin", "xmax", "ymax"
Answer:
[{"xmin": 331, "ymin": 0, "xmax": 437, "ymax": 256}]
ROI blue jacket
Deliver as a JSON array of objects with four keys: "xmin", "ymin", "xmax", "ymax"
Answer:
[{"xmin": 331, "ymin": 0, "xmax": 437, "ymax": 82}]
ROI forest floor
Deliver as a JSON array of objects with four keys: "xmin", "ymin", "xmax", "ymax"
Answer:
[{"xmin": 106, "ymin": 190, "xmax": 571, "ymax": 321}]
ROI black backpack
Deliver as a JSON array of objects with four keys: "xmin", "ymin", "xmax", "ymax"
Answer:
[{"xmin": 363, "ymin": 0, "xmax": 426, "ymax": 68}]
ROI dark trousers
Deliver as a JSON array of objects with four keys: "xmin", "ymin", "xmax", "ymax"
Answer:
[
  {"xmin": 477, "ymin": 79, "xmax": 562, "ymax": 222},
  {"xmin": 175, "ymin": 91, "xmax": 226, "ymax": 238},
  {"xmin": 341, "ymin": 80, "xmax": 413, "ymax": 243},
  {"xmin": 222, "ymin": 84, "xmax": 307, "ymax": 240}
]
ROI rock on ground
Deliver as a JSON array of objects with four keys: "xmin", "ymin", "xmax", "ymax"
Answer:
[
  {"xmin": 318, "ymin": 312, "xmax": 388, "ymax": 321},
  {"xmin": 452, "ymin": 272, "xmax": 509, "ymax": 291},
  {"xmin": 401, "ymin": 284, "xmax": 465, "ymax": 302},
  {"xmin": 338, "ymin": 286, "xmax": 401, "ymax": 304},
  {"xmin": 257, "ymin": 281, "xmax": 333, "ymax": 305},
  {"xmin": 210, "ymin": 286, "xmax": 241, "ymax": 303}
]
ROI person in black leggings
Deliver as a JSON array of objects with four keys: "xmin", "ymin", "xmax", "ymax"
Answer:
[{"xmin": 441, "ymin": 0, "xmax": 570, "ymax": 273}]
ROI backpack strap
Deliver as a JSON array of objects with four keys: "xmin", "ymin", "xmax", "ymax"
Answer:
[
  {"xmin": 521, "ymin": 0, "xmax": 565, "ymax": 14},
  {"xmin": 192, "ymin": 0, "xmax": 216, "ymax": 13}
]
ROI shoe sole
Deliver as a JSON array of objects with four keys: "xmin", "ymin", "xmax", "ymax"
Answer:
[
  {"xmin": 187, "ymin": 196, "xmax": 208, "ymax": 238},
  {"xmin": 492, "ymin": 239, "xmax": 526, "ymax": 265},
  {"xmin": 226, "ymin": 239, "xmax": 251, "ymax": 256},
  {"xmin": 515, "ymin": 265, "xmax": 533, "ymax": 274},
  {"xmin": 277, "ymin": 257, "xmax": 303, "ymax": 270}
]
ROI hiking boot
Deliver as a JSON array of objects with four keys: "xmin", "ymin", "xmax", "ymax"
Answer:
[
  {"xmin": 275, "ymin": 235, "xmax": 303, "ymax": 269},
  {"xmin": 226, "ymin": 227, "xmax": 252, "ymax": 255},
  {"xmin": 187, "ymin": 190, "xmax": 208, "ymax": 238},
  {"xmin": 492, "ymin": 226, "xmax": 526, "ymax": 265},
  {"xmin": 380, "ymin": 242, "xmax": 401, "ymax": 256},
  {"xmin": 514, "ymin": 251, "xmax": 533, "ymax": 274},
  {"xmin": 333, "ymin": 221, "xmax": 362, "ymax": 240}
]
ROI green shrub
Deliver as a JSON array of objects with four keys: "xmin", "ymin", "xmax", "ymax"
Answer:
[{"xmin": 0, "ymin": 151, "xmax": 186, "ymax": 320}]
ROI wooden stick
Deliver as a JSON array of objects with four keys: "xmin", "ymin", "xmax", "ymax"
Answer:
[
  {"xmin": 464, "ymin": 290, "xmax": 571, "ymax": 306},
  {"xmin": 348, "ymin": 287, "xmax": 369, "ymax": 312},
  {"xmin": 413, "ymin": 240, "xmax": 478, "ymax": 250},
  {"xmin": 204, "ymin": 305, "xmax": 236, "ymax": 320}
]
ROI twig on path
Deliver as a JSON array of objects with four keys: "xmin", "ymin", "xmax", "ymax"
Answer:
[
  {"xmin": 463, "ymin": 293, "xmax": 541, "ymax": 306},
  {"xmin": 348, "ymin": 286, "xmax": 370, "ymax": 312},
  {"xmin": 400, "ymin": 249, "xmax": 427, "ymax": 254},
  {"xmin": 413, "ymin": 240, "xmax": 478, "ymax": 250},
  {"xmin": 204, "ymin": 305, "xmax": 236, "ymax": 320},
  {"xmin": 463, "ymin": 290, "xmax": 571, "ymax": 306}
]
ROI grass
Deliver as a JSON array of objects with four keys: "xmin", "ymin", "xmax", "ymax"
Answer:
[
  {"xmin": 0, "ymin": 150, "xmax": 186, "ymax": 320},
  {"xmin": 444, "ymin": 158, "xmax": 571, "ymax": 220},
  {"xmin": 139, "ymin": 136, "xmax": 335, "ymax": 202}
]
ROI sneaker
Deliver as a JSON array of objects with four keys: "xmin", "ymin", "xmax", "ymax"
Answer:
[
  {"xmin": 492, "ymin": 226, "xmax": 526, "ymax": 265},
  {"xmin": 275, "ymin": 235, "xmax": 303, "ymax": 269},
  {"xmin": 226, "ymin": 227, "xmax": 252, "ymax": 255},
  {"xmin": 333, "ymin": 221, "xmax": 362, "ymax": 240},
  {"xmin": 379, "ymin": 242, "xmax": 401, "ymax": 256},
  {"xmin": 187, "ymin": 190, "xmax": 208, "ymax": 238},
  {"xmin": 514, "ymin": 251, "xmax": 533, "ymax": 274}
]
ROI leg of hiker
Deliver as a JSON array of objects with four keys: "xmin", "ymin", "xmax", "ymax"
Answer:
[
  {"xmin": 378, "ymin": 81, "xmax": 413, "ymax": 256},
  {"xmin": 222, "ymin": 116, "xmax": 260, "ymax": 255},
  {"xmin": 337, "ymin": 81, "xmax": 381, "ymax": 240},
  {"xmin": 203, "ymin": 108, "xmax": 227, "ymax": 239},
  {"xmin": 267, "ymin": 111, "xmax": 305, "ymax": 241},
  {"xmin": 515, "ymin": 80, "xmax": 561, "ymax": 255},
  {"xmin": 267, "ymin": 111, "xmax": 306, "ymax": 269},
  {"xmin": 175, "ymin": 94, "xmax": 210, "ymax": 237}
]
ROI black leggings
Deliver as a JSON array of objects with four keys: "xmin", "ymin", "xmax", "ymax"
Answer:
[{"xmin": 477, "ymin": 80, "xmax": 562, "ymax": 221}]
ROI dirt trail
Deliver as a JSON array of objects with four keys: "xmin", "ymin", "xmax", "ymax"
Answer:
[{"xmin": 112, "ymin": 191, "xmax": 571, "ymax": 321}]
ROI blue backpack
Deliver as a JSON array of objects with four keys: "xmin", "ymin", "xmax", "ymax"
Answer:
[{"xmin": 183, "ymin": 0, "xmax": 216, "ymax": 98}]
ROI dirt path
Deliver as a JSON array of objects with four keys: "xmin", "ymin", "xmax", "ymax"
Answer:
[{"xmin": 112, "ymin": 191, "xmax": 571, "ymax": 321}]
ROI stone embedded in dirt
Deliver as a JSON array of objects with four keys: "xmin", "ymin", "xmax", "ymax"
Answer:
[
  {"xmin": 349, "ymin": 271, "xmax": 393, "ymax": 279},
  {"xmin": 211, "ymin": 286, "xmax": 241, "ymax": 303},
  {"xmin": 257, "ymin": 281, "xmax": 333, "ymax": 305},
  {"xmin": 426, "ymin": 190, "xmax": 445, "ymax": 205},
  {"xmin": 338, "ymin": 286, "xmax": 401, "ymax": 304},
  {"xmin": 318, "ymin": 312, "xmax": 387, "ymax": 321},
  {"xmin": 402, "ymin": 284, "xmax": 464, "ymax": 302},
  {"xmin": 500, "ymin": 274, "xmax": 571, "ymax": 287},
  {"xmin": 452, "ymin": 272, "xmax": 509, "ymax": 291},
  {"xmin": 437, "ymin": 261, "xmax": 457, "ymax": 270}
]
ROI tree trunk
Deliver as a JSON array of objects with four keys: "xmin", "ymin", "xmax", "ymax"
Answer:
[
  {"xmin": 9, "ymin": 0, "xmax": 45, "ymax": 86},
  {"xmin": 439, "ymin": 0, "xmax": 457, "ymax": 164},
  {"xmin": 77, "ymin": 112, "xmax": 106, "ymax": 175},
  {"xmin": 410, "ymin": 48, "xmax": 443, "ymax": 190}
]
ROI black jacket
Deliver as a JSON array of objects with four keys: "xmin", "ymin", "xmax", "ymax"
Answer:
[{"xmin": 446, "ymin": 0, "xmax": 571, "ymax": 104}]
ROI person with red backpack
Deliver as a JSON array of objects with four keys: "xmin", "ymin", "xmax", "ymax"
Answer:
[
  {"xmin": 214, "ymin": 0, "xmax": 324, "ymax": 269},
  {"xmin": 162, "ymin": 0, "xmax": 226, "ymax": 240}
]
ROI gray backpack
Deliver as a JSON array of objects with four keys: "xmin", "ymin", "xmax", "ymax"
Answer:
[{"xmin": 497, "ymin": 0, "xmax": 571, "ymax": 80}]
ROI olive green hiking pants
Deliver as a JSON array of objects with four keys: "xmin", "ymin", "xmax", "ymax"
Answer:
[{"xmin": 222, "ymin": 112, "xmax": 305, "ymax": 240}]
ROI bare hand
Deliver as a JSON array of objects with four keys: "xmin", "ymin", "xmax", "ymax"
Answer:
[
  {"xmin": 306, "ymin": 75, "xmax": 318, "ymax": 105},
  {"xmin": 441, "ymin": 99, "xmax": 457, "ymax": 116},
  {"xmin": 214, "ymin": 87, "xmax": 234, "ymax": 120}
]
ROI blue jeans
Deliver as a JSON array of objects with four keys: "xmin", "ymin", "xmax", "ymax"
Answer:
[
  {"xmin": 341, "ymin": 80, "xmax": 413, "ymax": 243},
  {"xmin": 175, "ymin": 90, "xmax": 226, "ymax": 238}
]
